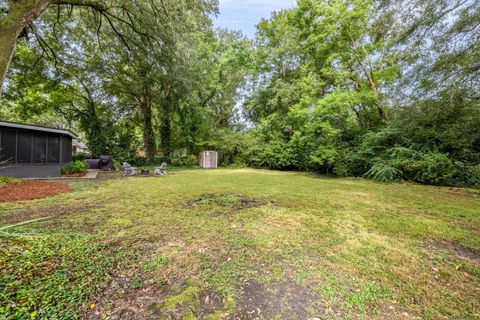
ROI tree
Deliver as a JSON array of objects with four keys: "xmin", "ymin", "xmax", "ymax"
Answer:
[{"xmin": 0, "ymin": 0, "xmax": 178, "ymax": 93}]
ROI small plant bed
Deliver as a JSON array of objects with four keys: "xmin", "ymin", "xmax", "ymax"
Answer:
[
  {"xmin": 61, "ymin": 161, "xmax": 88, "ymax": 177},
  {"xmin": 0, "ymin": 181, "xmax": 71, "ymax": 202},
  {"xmin": 62, "ymin": 172, "xmax": 88, "ymax": 178}
]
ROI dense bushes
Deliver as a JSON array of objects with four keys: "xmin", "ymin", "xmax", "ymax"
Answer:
[
  {"xmin": 129, "ymin": 154, "xmax": 198, "ymax": 167},
  {"xmin": 246, "ymin": 139, "xmax": 296, "ymax": 169},
  {"xmin": 240, "ymin": 133, "xmax": 479, "ymax": 187},
  {"xmin": 127, "ymin": 154, "xmax": 198, "ymax": 167},
  {"xmin": 72, "ymin": 152, "xmax": 88, "ymax": 162},
  {"xmin": 236, "ymin": 86, "xmax": 480, "ymax": 188},
  {"xmin": 130, "ymin": 156, "xmax": 170, "ymax": 167},
  {"xmin": 169, "ymin": 151, "xmax": 198, "ymax": 166},
  {"xmin": 61, "ymin": 161, "xmax": 88, "ymax": 175},
  {"xmin": 359, "ymin": 150, "xmax": 470, "ymax": 186}
]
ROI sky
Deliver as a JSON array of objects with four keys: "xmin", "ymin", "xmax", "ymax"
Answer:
[{"xmin": 213, "ymin": 0, "xmax": 295, "ymax": 38}]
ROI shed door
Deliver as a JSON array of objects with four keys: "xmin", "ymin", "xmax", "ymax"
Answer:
[
  {"xmin": 204, "ymin": 151, "xmax": 217, "ymax": 168},
  {"xmin": 205, "ymin": 151, "xmax": 211, "ymax": 168},
  {"xmin": 209, "ymin": 152, "xmax": 217, "ymax": 168}
]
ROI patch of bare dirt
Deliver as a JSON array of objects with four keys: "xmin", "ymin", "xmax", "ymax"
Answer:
[
  {"xmin": 425, "ymin": 240, "xmax": 480, "ymax": 261},
  {"xmin": 0, "ymin": 181, "xmax": 71, "ymax": 202},
  {"xmin": 198, "ymin": 290, "xmax": 225, "ymax": 317},
  {"xmin": 85, "ymin": 278, "xmax": 226, "ymax": 320},
  {"xmin": 84, "ymin": 283, "xmax": 170, "ymax": 320},
  {"xmin": 231, "ymin": 279, "xmax": 331, "ymax": 319},
  {"xmin": 381, "ymin": 302, "xmax": 422, "ymax": 320},
  {"xmin": 186, "ymin": 192, "xmax": 269, "ymax": 215}
]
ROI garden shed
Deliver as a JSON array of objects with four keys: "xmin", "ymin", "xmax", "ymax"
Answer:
[
  {"xmin": 199, "ymin": 151, "xmax": 218, "ymax": 169},
  {"xmin": 0, "ymin": 121, "xmax": 75, "ymax": 178}
]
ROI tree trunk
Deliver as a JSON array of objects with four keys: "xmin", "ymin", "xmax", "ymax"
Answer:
[
  {"xmin": 159, "ymin": 93, "xmax": 172, "ymax": 156},
  {"xmin": 160, "ymin": 114, "xmax": 171, "ymax": 156},
  {"xmin": 0, "ymin": 0, "xmax": 51, "ymax": 94},
  {"xmin": 139, "ymin": 86, "xmax": 156, "ymax": 160}
]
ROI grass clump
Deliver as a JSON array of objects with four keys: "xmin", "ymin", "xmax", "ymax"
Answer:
[
  {"xmin": 0, "ymin": 176, "xmax": 20, "ymax": 186},
  {"xmin": 162, "ymin": 285, "xmax": 201, "ymax": 311},
  {"xmin": 142, "ymin": 254, "xmax": 169, "ymax": 273}
]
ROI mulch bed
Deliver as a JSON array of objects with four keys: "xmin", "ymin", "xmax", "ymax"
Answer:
[
  {"xmin": 62, "ymin": 173, "xmax": 87, "ymax": 178},
  {"xmin": 0, "ymin": 181, "xmax": 71, "ymax": 202}
]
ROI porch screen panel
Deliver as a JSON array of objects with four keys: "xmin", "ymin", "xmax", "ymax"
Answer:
[
  {"xmin": 33, "ymin": 133, "xmax": 47, "ymax": 163},
  {"xmin": 17, "ymin": 131, "xmax": 32, "ymax": 163},
  {"xmin": 47, "ymin": 135, "xmax": 60, "ymax": 163},
  {"xmin": 0, "ymin": 129, "xmax": 16, "ymax": 164},
  {"xmin": 61, "ymin": 136, "xmax": 72, "ymax": 163}
]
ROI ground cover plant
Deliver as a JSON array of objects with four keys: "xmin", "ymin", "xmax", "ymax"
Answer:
[
  {"xmin": 0, "ymin": 176, "xmax": 19, "ymax": 186},
  {"xmin": 0, "ymin": 169, "xmax": 478, "ymax": 319}
]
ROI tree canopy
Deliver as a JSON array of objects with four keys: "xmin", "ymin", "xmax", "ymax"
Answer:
[{"xmin": 1, "ymin": 0, "xmax": 479, "ymax": 187}]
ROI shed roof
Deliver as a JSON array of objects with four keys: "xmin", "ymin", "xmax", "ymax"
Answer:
[{"xmin": 0, "ymin": 120, "xmax": 77, "ymax": 138}]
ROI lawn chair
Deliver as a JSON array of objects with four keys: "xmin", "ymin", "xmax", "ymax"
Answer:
[
  {"xmin": 154, "ymin": 162, "xmax": 168, "ymax": 175},
  {"xmin": 122, "ymin": 162, "xmax": 138, "ymax": 176}
]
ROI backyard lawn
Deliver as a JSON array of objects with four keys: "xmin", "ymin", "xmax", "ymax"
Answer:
[{"xmin": 0, "ymin": 169, "xmax": 479, "ymax": 319}]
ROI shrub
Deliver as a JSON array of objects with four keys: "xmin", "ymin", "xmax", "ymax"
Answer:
[
  {"xmin": 416, "ymin": 153, "xmax": 454, "ymax": 185},
  {"xmin": 61, "ymin": 161, "xmax": 88, "ymax": 175},
  {"xmin": 465, "ymin": 165, "xmax": 480, "ymax": 187},
  {"xmin": 452, "ymin": 163, "xmax": 480, "ymax": 187},
  {"xmin": 365, "ymin": 163, "xmax": 402, "ymax": 182},
  {"xmin": 246, "ymin": 140, "xmax": 296, "ymax": 170},
  {"xmin": 130, "ymin": 156, "xmax": 170, "ymax": 167},
  {"xmin": 170, "ymin": 152, "xmax": 198, "ymax": 166},
  {"xmin": 396, "ymin": 152, "xmax": 454, "ymax": 185},
  {"xmin": 72, "ymin": 152, "xmax": 88, "ymax": 162}
]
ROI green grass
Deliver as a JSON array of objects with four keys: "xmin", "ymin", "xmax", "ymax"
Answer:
[
  {"xmin": 0, "ymin": 169, "xmax": 479, "ymax": 319},
  {"xmin": 0, "ymin": 176, "xmax": 20, "ymax": 186}
]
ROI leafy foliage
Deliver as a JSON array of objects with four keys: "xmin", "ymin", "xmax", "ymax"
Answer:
[
  {"xmin": 1, "ymin": 0, "xmax": 479, "ymax": 187},
  {"xmin": 61, "ymin": 161, "xmax": 88, "ymax": 175},
  {"xmin": 0, "ymin": 176, "xmax": 20, "ymax": 185},
  {"xmin": 365, "ymin": 164, "xmax": 402, "ymax": 182},
  {"xmin": 0, "ymin": 229, "xmax": 116, "ymax": 319},
  {"xmin": 238, "ymin": 0, "xmax": 480, "ymax": 187}
]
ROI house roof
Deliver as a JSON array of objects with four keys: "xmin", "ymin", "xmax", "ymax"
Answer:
[{"xmin": 0, "ymin": 120, "xmax": 77, "ymax": 138}]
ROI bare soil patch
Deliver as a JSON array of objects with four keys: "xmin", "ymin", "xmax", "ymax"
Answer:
[
  {"xmin": 232, "ymin": 279, "xmax": 329, "ymax": 319},
  {"xmin": 187, "ymin": 192, "xmax": 269, "ymax": 215},
  {"xmin": 0, "ymin": 181, "xmax": 71, "ymax": 203},
  {"xmin": 425, "ymin": 240, "xmax": 480, "ymax": 261},
  {"xmin": 85, "ymin": 283, "xmax": 170, "ymax": 320},
  {"xmin": 85, "ymin": 275, "xmax": 226, "ymax": 320}
]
